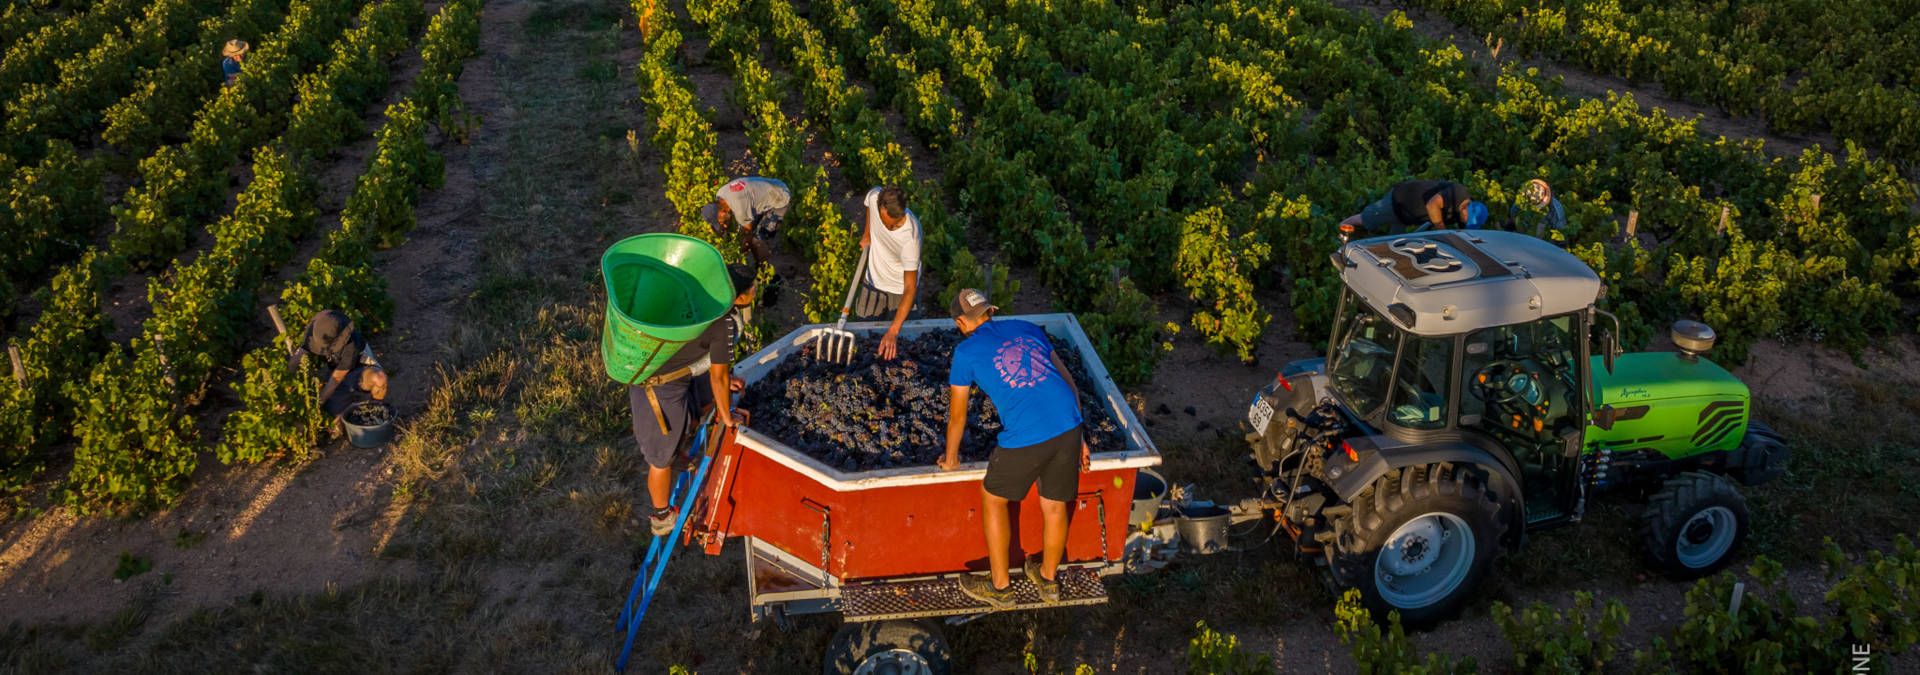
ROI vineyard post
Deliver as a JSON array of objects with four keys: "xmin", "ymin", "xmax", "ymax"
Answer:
[
  {"xmin": 268, "ymin": 305, "xmax": 293, "ymax": 354},
  {"xmin": 153, "ymin": 335, "xmax": 175, "ymax": 389},
  {"xmin": 7, "ymin": 345, "xmax": 22, "ymax": 385},
  {"xmin": 1810, "ymin": 194, "xmax": 1821, "ymax": 214},
  {"xmin": 1624, "ymin": 210, "xmax": 1639, "ymax": 239},
  {"xmin": 1717, "ymin": 206, "xmax": 1729, "ymax": 236}
]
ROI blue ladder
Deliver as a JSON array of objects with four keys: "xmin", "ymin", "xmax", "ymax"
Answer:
[{"xmin": 614, "ymin": 420, "xmax": 718, "ymax": 672}]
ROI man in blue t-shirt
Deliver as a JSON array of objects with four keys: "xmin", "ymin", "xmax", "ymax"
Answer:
[{"xmin": 939, "ymin": 289, "xmax": 1087, "ymax": 608}]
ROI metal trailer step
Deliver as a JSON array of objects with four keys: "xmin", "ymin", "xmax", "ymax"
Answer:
[{"xmin": 840, "ymin": 566, "xmax": 1108, "ymax": 622}]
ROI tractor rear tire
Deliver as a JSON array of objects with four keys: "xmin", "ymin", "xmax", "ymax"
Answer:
[
  {"xmin": 822, "ymin": 620, "xmax": 952, "ymax": 675},
  {"xmin": 1730, "ymin": 420, "xmax": 1789, "ymax": 486},
  {"xmin": 1642, "ymin": 471, "xmax": 1749, "ymax": 579},
  {"xmin": 1327, "ymin": 462, "xmax": 1507, "ymax": 627}
]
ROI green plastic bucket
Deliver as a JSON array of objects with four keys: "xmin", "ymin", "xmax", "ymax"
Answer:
[{"xmin": 600, "ymin": 233, "xmax": 735, "ymax": 384}]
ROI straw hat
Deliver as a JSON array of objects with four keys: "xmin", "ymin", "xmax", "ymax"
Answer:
[{"xmin": 222, "ymin": 39, "xmax": 250, "ymax": 58}]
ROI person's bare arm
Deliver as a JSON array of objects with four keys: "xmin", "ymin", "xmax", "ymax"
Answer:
[
  {"xmin": 860, "ymin": 204, "xmax": 873, "ymax": 249},
  {"xmin": 316, "ymin": 368, "xmax": 350, "ymax": 404},
  {"xmin": 1050, "ymin": 350, "xmax": 1092, "ymax": 470},
  {"xmin": 746, "ymin": 234, "xmax": 774, "ymax": 265},
  {"xmin": 939, "ymin": 385, "xmax": 970, "ymax": 470},
  {"xmin": 711, "ymin": 363, "xmax": 743, "ymax": 429},
  {"xmin": 1426, "ymin": 195, "xmax": 1449, "ymax": 229},
  {"xmin": 878, "ymin": 270, "xmax": 917, "ymax": 359}
]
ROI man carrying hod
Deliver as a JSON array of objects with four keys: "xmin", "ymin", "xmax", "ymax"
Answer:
[
  {"xmin": 630, "ymin": 265, "xmax": 757, "ymax": 536},
  {"xmin": 940, "ymin": 289, "xmax": 1089, "ymax": 608}
]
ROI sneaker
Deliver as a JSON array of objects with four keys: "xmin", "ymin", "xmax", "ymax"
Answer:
[
  {"xmin": 956, "ymin": 573, "xmax": 1017, "ymax": 609},
  {"xmin": 649, "ymin": 506, "xmax": 678, "ymax": 536},
  {"xmin": 1023, "ymin": 558, "xmax": 1060, "ymax": 603}
]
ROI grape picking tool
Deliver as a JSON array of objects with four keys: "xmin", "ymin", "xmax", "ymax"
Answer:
[{"xmin": 817, "ymin": 246, "xmax": 871, "ymax": 365}]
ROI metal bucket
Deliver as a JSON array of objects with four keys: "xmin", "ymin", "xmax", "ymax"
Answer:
[
  {"xmin": 1129, "ymin": 468, "xmax": 1168, "ymax": 527},
  {"xmin": 1176, "ymin": 504, "xmax": 1230, "ymax": 555},
  {"xmin": 342, "ymin": 400, "xmax": 396, "ymax": 449}
]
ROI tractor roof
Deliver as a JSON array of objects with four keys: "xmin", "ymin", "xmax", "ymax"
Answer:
[{"xmin": 1335, "ymin": 230, "xmax": 1601, "ymax": 336}]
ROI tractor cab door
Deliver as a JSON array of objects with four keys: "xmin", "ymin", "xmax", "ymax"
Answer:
[{"xmin": 1458, "ymin": 313, "xmax": 1585, "ymax": 524}]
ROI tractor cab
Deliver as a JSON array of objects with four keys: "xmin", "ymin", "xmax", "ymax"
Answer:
[
  {"xmin": 1244, "ymin": 230, "xmax": 1788, "ymax": 624},
  {"xmin": 1315, "ymin": 231, "xmax": 1602, "ymax": 524}
]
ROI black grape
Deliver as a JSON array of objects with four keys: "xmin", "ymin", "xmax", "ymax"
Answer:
[{"xmin": 735, "ymin": 329, "xmax": 1128, "ymax": 471}]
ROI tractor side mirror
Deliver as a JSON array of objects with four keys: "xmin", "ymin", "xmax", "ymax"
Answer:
[
  {"xmin": 1593, "ymin": 404, "xmax": 1616, "ymax": 431},
  {"xmin": 1592, "ymin": 308, "xmax": 1623, "ymax": 374}
]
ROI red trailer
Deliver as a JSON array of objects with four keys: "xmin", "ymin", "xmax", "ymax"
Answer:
[{"xmin": 681, "ymin": 314, "xmax": 1166, "ymax": 672}]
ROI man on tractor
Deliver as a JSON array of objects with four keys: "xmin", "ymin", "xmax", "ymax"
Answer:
[
  {"xmin": 1339, "ymin": 179, "xmax": 1487, "ymax": 240},
  {"xmin": 854, "ymin": 185, "xmax": 922, "ymax": 360},
  {"xmin": 939, "ymin": 289, "xmax": 1090, "ymax": 608},
  {"xmin": 630, "ymin": 264, "xmax": 756, "ymax": 536},
  {"xmin": 289, "ymin": 309, "xmax": 388, "ymax": 430},
  {"xmin": 702, "ymin": 176, "xmax": 787, "ymax": 269}
]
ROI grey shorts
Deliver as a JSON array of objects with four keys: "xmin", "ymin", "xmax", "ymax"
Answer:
[
  {"xmin": 628, "ymin": 379, "xmax": 714, "ymax": 469},
  {"xmin": 852, "ymin": 280, "xmax": 903, "ymax": 319}
]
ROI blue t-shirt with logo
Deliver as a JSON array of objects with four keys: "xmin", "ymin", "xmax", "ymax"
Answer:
[{"xmin": 948, "ymin": 319, "xmax": 1083, "ymax": 449}]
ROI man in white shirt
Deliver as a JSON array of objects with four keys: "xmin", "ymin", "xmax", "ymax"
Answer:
[{"xmin": 856, "ymin": 186, "xmax": 921, "ymax": 360}]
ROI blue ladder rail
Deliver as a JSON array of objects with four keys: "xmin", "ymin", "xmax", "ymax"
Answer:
[{"xmin": 614, "ymin": 418, "xmax": 718, "ymax": 672}]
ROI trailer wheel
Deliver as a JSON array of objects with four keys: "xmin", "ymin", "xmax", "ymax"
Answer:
[
  {"xmin": 822, "ymin": 620, "xmax": 951, "ymax": 675},
  {"xmin": 1327, "ymin": 462, "xmax": 1506, "ymax": 627},
  {"xmin": 1642, "ymin": 471, "xmax": 1749, "ymax": 579}
]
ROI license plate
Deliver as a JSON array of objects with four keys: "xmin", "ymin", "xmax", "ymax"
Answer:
[{"xmin": 1248, "ymin": 396, "xmax": 1275, "ymax": 433}]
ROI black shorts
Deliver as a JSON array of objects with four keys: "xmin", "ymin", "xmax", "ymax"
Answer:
[{"xmin": 983, "ymin": 426, "xmax": 1082, "ymax": 503}]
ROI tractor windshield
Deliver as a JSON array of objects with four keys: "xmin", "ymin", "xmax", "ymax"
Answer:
[
  {"xmin": 1328, "ymin": 297, "xmax": 1456, "ymax": 429},
  {"xmin": 1328, "ymin": 301, "xmax": 1399, "ymax": 418}
]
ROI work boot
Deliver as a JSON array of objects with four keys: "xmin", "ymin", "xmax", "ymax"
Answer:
[
  {"xmin": 649, "ymin": 505, "xmax": 678, "ymax": 537},
  {"xmin": 956, "ymin": 573, "xmax": 1017, "ymax": 609},
  {"xmin": 1023, "ymin": 558, "xmax": 1060, "ymax": 603}
]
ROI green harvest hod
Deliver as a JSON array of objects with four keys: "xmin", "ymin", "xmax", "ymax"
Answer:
[
  {"xmin": 1242, "ymin": 230, "xmax": 1790, "ymax": 626},
  {"xmin": 600, "ymin": 233, "xmax": 736, "ymax": 384}
]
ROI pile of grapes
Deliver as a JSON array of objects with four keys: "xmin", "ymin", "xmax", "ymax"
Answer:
[{"xmin": 740, "ymin": 328, "xmax": 1126, "ymax": 471}]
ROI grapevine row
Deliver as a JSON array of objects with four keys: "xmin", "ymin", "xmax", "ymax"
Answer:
[
  {"xmin": 0, "ymin": 0, "xmax": 365, "ymax": 493},
  {"xmin": 1400, "ymin": 0, "xmax": 1920, "ymax": 166},
  {"xmin": 221, "ymin": 0, "xmax": 480, "ymax": 466},
  {"xmin": 62, "ymin": 0, "xmax": 429, "ymax": 513},
  {"xmin": 2, "ymin": 0, "xmax": 226, "ymax": 160},
  {"xmin": 827, "ymin": 0, "xmax": 1177, "ymax": 383}
]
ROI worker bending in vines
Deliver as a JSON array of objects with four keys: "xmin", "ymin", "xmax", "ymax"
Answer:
[
  {"xmin": 702, "ymin": 176, "xmax": 787, "ymax": 269},
  {"xmin": 289, "ymin": 309, "xmax": 389, "ymax": 427},
  {"xmin": 630, "ymin": 265, "xmax": 757, "ymax": 536},
  {"xmin": 1339, "ymin": 179, "xmax": 1486, "ymax": 239},
  {"xmin": 940, "ymin": 289, "xmax": 1089, "ymax": 608},
  {"xmin": 221, "ymin": 39, "xmax": 249, "ymax": 86},
  {"xmin": 1510, "ymin": 178, "xmax": 1568, "ymax": 242},
  {"xmin": 855, "ymin": 185, "xmax": 922, "ymax": 360}
]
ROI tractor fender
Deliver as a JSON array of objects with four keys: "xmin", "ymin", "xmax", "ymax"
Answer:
[{"xmin": 1326, "ymin": 435, "xmax": 1526, "ymax": 545}]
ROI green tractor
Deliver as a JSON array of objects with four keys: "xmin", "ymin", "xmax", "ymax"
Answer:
[{"xmin": 1244, "ymin": 230, "xmax": 1788, "ymax": 624}]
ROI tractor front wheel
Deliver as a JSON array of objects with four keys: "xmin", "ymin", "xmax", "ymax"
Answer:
[
  {"xmin": 1642, "ymin": 471, "xmax": 1749, "ymax": 578},
  {"xmin": 822, "ymin": 620, "xmax": 952, "ymax": 675},
  {"xmin": 1328, "ymin": 462, "xmax": 1507, "ymax": 627}
]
